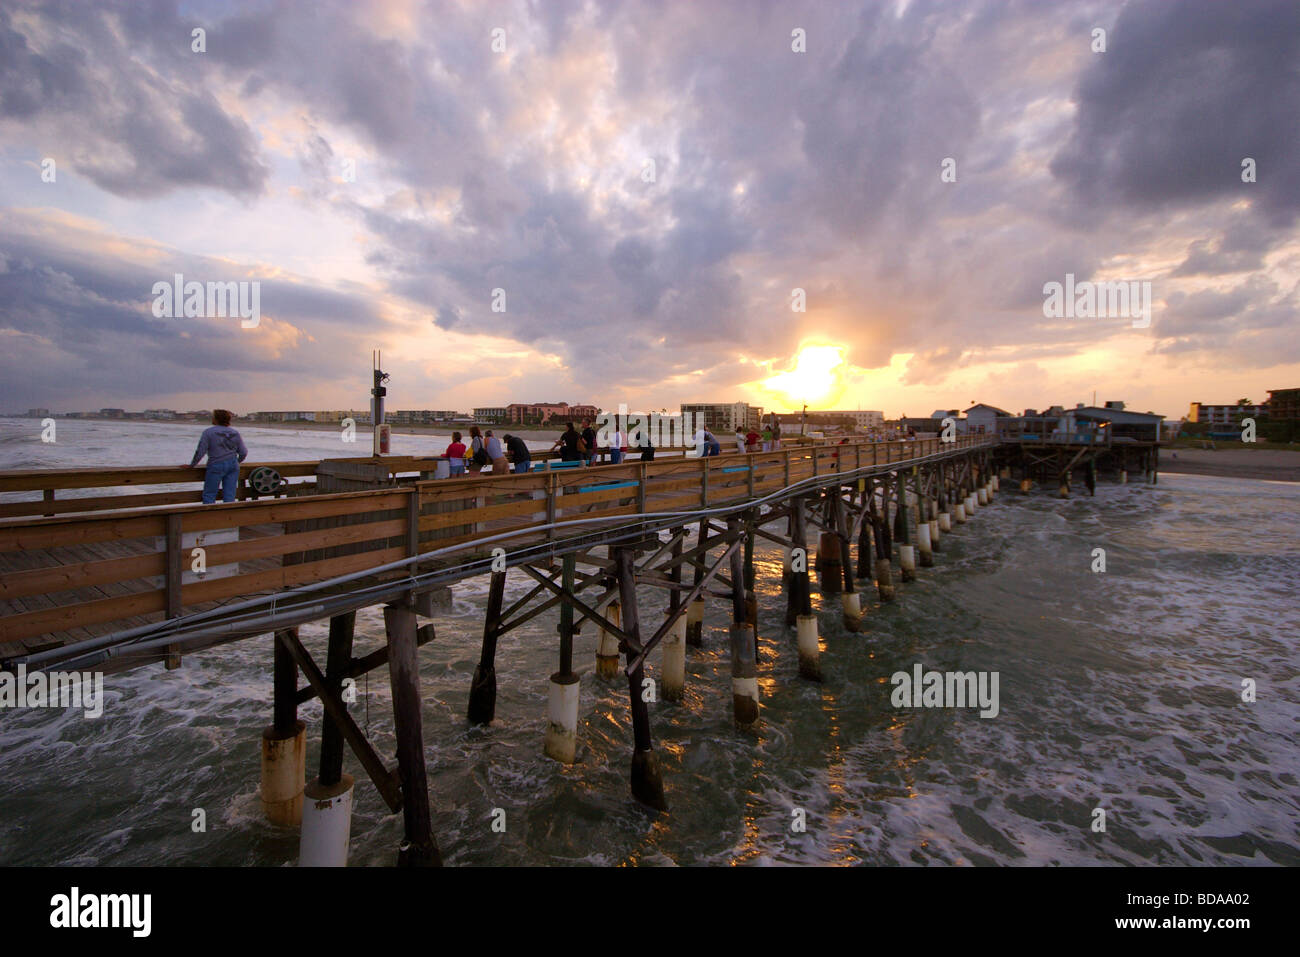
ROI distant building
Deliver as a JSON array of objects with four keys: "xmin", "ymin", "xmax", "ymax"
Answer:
[
  {"xmin": 680, "ymin": 402, "xmax": 763, "ymax": 433},
  {"xmin": 389, "ymin": 410, "xmax": 464, "ymax": 425},
  {"xmin": 1265, "ymin": 387, "xmax": 1298, "ymax": 440},
  {"xmin": 963, "ymin": 404, "xmax": 1012, "ymax": 435},
  {"xmin": 505, "ymin": 402, "xmax": 598, "ymax": 425},
  {"xmin": 1187, "ymin": 401, "xmax": 1268, "ymax": 427},
  {"xmin": 27, "ymin": 408, "xmax": 50, "ymax": 418},
  {"xmin": 898, "ymin": 416, "xmax": 944, "ymax": 434},
  {"xmin": 1072, "ymin": 406, "xmax": 1163, "ymax": 443},
  {"xmin": 99, "ymin": 408, "xmax": 126, "ymax": 418},
  {"xmin": 1266, "ymin": 388, "xmax": 1298, "ymax": 421},
  {"xmin": 473, "ymin": 407, "xmax": 508, "ymax": 424},
  {"xmin": 804, "ymin": 410, "xmax": 884, "ymax": 430},
  {"xmin": 253, "ymin": 411, "xmax": 317, "ymax": 422},
  {"xmin": 143, "ymin": 409, "xmax": 176, "ymax": 419}
]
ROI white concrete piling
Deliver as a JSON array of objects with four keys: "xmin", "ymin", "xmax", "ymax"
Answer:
[
  {"xmin": 841, "ymin": 590, "xmax": 863, "ymax": 631},
  {"xmin": 917, "ymin": 521, "xmax": 934, "ymax": 567},
  {"xmin": 299, "ymin": 774, "xmax": 354, "ymax": 867},
  {"xmin": 260, "ymin": 720, "xmax": 306, "ymax": 827},
  {"xmin": 543, "ymin": 673, "xmax": 581, "ymax": 764},
  {"xmin": 685, "ymin": 596, "xmax": 705, "ymax": 647},
  {"xmin": 596, "ymin": 601, "xmax": 621, "ymax": 679},
  {"xmin": 730, "ymin": 623, "xmax": 760, "ymax": 729},
  {"xmin": 796, "ymin": 614, "xmax": 821, "ymax": 681},
  {"xmin": 899, "ymin": 544, "xmax": 917, "ymax": 581}
]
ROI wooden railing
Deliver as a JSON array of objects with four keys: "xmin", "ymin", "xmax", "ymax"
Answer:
[
  {"xmin": 0, "ymin": 436, "xmax": 996, "ymax": 649},
  {"xmin": 0, "ymin": 435, "xmax": 922, "ymax": 521},
  {"xmin": 0, "ymin": 448, "xmax": 631, "ymax": 521}
]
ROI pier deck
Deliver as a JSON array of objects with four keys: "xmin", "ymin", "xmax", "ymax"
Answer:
[{"xmin": 1, "ymin": 436, "xmax": 991, "ymax": 669}]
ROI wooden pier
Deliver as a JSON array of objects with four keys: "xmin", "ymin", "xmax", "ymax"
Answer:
[{"xmin": 3, "ymin": 434, "xmax": 1029, "ymax": 864}]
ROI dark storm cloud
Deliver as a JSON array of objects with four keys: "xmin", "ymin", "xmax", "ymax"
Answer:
[
  {"xmin": 0, "ymin": 2, "xmax": 268, "ymax": 197},
  {"xmin": 1050, "ymin": 0, "xmax": 1300, "ymax": 226}
]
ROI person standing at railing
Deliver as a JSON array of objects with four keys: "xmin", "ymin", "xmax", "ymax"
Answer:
[
  {"xmin": 187, "ymin": 409, "xmax": 248, "ymax": 504},
  {"xmin": 503, "ymin": 434, "xmax": 531, "ymax": 474},
  {"xmin": 580, "ymin": 419, "xmax": 598, "ymax": 467},
  {"xmin": 552, "ymin": 422, "xmax": 582, "ymax": 463},
  {"xmin": 485, "ymin": 430, "xmax": 509, "ymax": 474},
  {"xmin": 469, "ymin": 426, "xmax": 489, "ymax": 470},
  {"xmin": 734, "ymin": 426, "xmax": 746, "ymax": 454},
  {"xmin": 445, "ymin": 432, "xmax": 467, "ymax": 476},
  {"xmin": 610, "ymin": 425, "xmax": 626, "ymax": 465}
]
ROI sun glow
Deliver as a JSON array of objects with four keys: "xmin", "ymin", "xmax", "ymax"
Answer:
[{"xmin": 758, "ymin": 344, "xmax": 848, "ymax": 409}]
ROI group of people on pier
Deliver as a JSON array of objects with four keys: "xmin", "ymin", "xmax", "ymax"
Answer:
[
  {"xmin": 443, "ymin": 426, "xmax": 533, "ymax": 475},
  {"xmin": 183, "ymin": 410, "xmax": 887, "ymax": 502}
]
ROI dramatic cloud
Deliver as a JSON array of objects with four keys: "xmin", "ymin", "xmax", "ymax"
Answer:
[{"xmin": 0, "ymin": 0, "xmax": 1296, "ymax": 417}]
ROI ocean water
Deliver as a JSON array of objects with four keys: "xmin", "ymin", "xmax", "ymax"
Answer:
[{"xmin": 0, "ymin": 419, "xmax": 1297, "ymax": 866}]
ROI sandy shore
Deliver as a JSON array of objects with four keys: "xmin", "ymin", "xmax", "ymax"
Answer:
[{"xmin": 1160, "ymin": 448, "xmax": 1300, "ymax": 482}]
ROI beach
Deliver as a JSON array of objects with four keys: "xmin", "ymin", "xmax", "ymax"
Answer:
[{"xmin": 1160, "ymin": 448, "xmax": 1300, "ymax": 483}]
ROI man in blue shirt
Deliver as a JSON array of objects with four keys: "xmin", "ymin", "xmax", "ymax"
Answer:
[{"xmin": 188, "ymin": 409, "xmax": 248, "ymax": 503}]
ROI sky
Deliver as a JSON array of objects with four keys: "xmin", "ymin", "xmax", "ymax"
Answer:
[{"xmin": 1, "ymin": 0, "xmax": 1297, "ymax": 421}]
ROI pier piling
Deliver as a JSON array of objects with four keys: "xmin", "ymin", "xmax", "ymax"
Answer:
[
  {"xmin": 261, "ymin": 628, "xmax": 306, "ymax": 828},
  {"xmin": 544, "ymin": 554, "xmax": 580, "ymax": 763},
  {"xmin": 615, "ymin": 546, "xmax": 666, "ymax": 811},
  {"xmin": 728, "ymin": 520, "xmax": 760, "ymax": 730},
  {"xmin": 384, "ymin": 601, "xmax": 441, "ymax": 866},
  {"xmin": 467, "ymin": 570, "xmax": 506, "ymax": 724}
]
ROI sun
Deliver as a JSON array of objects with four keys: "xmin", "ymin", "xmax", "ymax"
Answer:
[{"xmin": 758, "ymin": 344, "xmax": 848, "ymax": 409}]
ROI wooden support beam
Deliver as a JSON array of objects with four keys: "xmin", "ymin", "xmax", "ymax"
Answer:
[
  {"xmin": 275, "ymin": 628, "xmax": 403, "ymax": 812},
  {"xmin": 727, "ymin": 518, "xmax": 759, "ymax": 729},
  {"xmin": 468, "ymin": 570, "xmax": 506, "ymax": 725},
  {"xmin": 318, "ymin": 611, "xmax": 356, "ymax": 787},
  {"xmin": 625, "ymin": 531, "xmax": 742, "ymax": 675},
  {"xmin": 558, "ymin": 553, "xmax": 575, "ymax": 676},
  {"xmin": 615, "ymin": 545, "xmax": 666, "ymax": 810},
  {"xmin": 272, "ymin": 627, "xmax": 298, "ymax": 735},
  {"xmin": 791, "ymin": 496, "xmax": 813, "ymax": 617},
  {"xmin": 384, "ymin": 601, "xmax": 441, "ymax": 866},
  {"xmin": 515, "ymin": 563, "xmax": 634, "ymax": 647}
]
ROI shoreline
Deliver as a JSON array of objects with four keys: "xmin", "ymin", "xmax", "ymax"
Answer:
[{"xmin": 1159, "ymin": 448, "xmax": 1300, "ymax": 483}]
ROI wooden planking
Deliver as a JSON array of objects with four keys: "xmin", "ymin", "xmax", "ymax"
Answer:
[
  {"xmin": 420, "ymin": 495, "xmax": 540, "ymax": 532},
  {"xmin": 0, "ymin": 488, "xmax": 207, "ymax": 519},
  {"xmin": 0, "ymin": 487, "xmax": 414, "ymax": 553},
  {"xmin": 0, "ymin": 515, "xmax": 167, "ymax": 553},
  {"xmin": 0, "ymin": 544, "xmax": 409, "ymax": 644}
]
